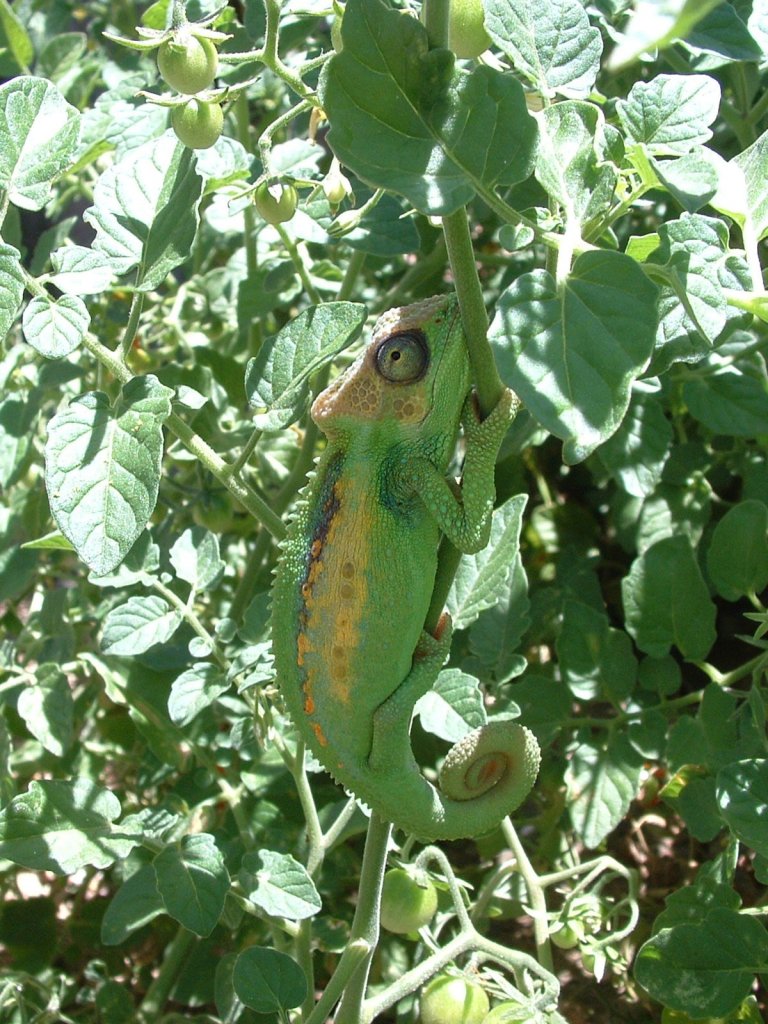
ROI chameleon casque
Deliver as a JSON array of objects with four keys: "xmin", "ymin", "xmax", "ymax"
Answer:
[{"xmin": 272, "ymin": 294, "xmax": 540, "ymax": 841}]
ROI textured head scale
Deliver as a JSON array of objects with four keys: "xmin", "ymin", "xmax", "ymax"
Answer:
[{"xmin": 311, "ymin": 294, "xmax": 469, "ymax": 434}]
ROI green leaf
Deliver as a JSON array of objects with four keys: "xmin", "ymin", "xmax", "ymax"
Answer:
[
  {"xmin": 22, "ymin": 293, "xmax": 90, "ymax": 359},
  {"xmin": 686, "ymin": 3, "xmax": 765, "ymax": 62},
  {"xmin": 83, "ymin": 134, "xmax": 203, "ymax": 290},
  {"xmin": 616, "ymin": 74, "xmax": 721, "ymax": 156},
  {"xmin": 634, "ymin": 476, "xmax": 712, "ymax": 554},
  {"xmin": 38, "ymin": 32, "xmax": 88, "ymax": 81},
  {"xmin": 340, "ymin": 189, "xmax": 421, "ymax": 256},
  {"xmin": 239, "ymin": 849, "xmax": 322, "ymax": 921},
  {"xmin": 717, "ymin": 760, "xmax": 768, "ymax": 858},
  {"xmin": 16, "ymin": 666, "xmax": 74, "ymax": 757},
  {"xmin": 153, "ymin": 834, "xmax": 229, "ymax": 937},
  {"xmin": 48, "ymin": 245, "xmax": 115, "ymax": 295},
  {"xmin": 0, "ymin": 393, "xmax": 37, "ymax": 489},
  {"xmin": 484, "ymin": 0, "xmax": 602, "ymax": 98},
  {"xmin": 684, "ymin": 367, "xmax": 768, "ymax": 437},
  {"xmin": 44, "ymin": 375, "xmax": 173, "ymax": 575},
  {"xmin": 245, "ymin": 302, "xmax": 366, "ymax": 431},
  {"xmin": 168, "ymin": 663, "xmax": 230, "ymax": 726},
  {"xmin": 709, "ymin": 126, "xmax": 768, "ymax": 244},
  {"xmin": 415, "ymin": 669, "xmax": 487, "ymax": 742},
  {"xmin": 707, "ymin": 500, "xmax": 768, "ymax": 601},
  {"xmin": 638, "ymin": 655, "xmax": 681, "ymax": 697},
  {"xmin": 0, "ymin": 0, "xmax": 34, "ymax": 72},
  {"xmin": 557, "ymin": 600, "xmax": 637, "ymax": 702},
  {"xmin": 0, "ymin": 242, "xmax": 24, "ymax": 344},
  {"xmin": 468, "ymin": 499, "xmax": 530, "ymax": 682},
  {"xmin": 489, "ymin": 251, "xmax": 659, "ymax": 463},
  {"xmin": 622, "ymin": 535, "xmax": 717, "ymax": 660},
  {"xmin": 0, "ymin": 77, "xmax": 80, "ymax": 211},
  {"xmin": 535, "ymin": 102, "xmax": 617, "ymax": 226},
  {"xmin": 649, "ymin": 216, "xmax": 746, "ymax": 362},
  {"xmin": 652, "ymin": 151, "xmax": 719, "ymax": 214},
  {"xmin": 448, "ymin": 494, "xmax": 527, "ymax": 630},
  {"xmin": 596, "ymin": 389, "xmax": 672, "ymax": 497},
  {"xmin": 170, "ymin": 526, "xmax": 225, "ymax": 592},
  {"xmin": 634, "ymin": 908, "xmax": 768, "ymax": 1019},
  {"xmin": 608, "ymin": 0, "xmax": 725, "ymax": 70},
  {"xmin": 319, "ymin": 0, "xmax": 537, "ymax": 216},
  {"xmin": 654, "ymin": 880, "xmax": 741, "ymax": 933},
  {"xmin": 0, "ymin": 714, "xmax": 12, "ymax": 808},
  {"xmin": 87, "ymin": 530, "xmax": 160, "ymax": 588},
  {"xmin": 101, "ymin": 595, "xmax": 182, "ymax": 656},
  {"xmin": 0, "ymin": 778, "xmax": 138, "ymax": 874},
  {"xmin": 232, "ymin": 946, "xmax": 308, "ymax": 1014},
  {"xmin": 672, "ymin": 776, "xmax": 730, "ymax": 842},
  {"xmin": 565, "ymin": 733, "xmax": 644, "ymax": 848},
  {"xmin": 101, "ymin": 864, "xmax": 165, "ymax": 945}
]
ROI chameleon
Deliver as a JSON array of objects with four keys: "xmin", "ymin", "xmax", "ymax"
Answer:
[{"xmin": 271, "ymin": 294, "xmax": 540, "ymax": 841}]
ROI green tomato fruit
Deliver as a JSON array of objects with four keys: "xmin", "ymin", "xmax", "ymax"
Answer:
[
  {"xmin": 171, "ymin": 99, "xmax": 223, "ymax": 150},
  {"xmin": 448, "ymin": 0, "xmax": 492, "ymax": 59},
  {"xmin": 192, "ymin": 491, "xmax": 234, "ymax": 533},
  {"xmin": 481, "ymin": 999, "xmax": 530, "ymax": 1023},
  {"xmin": 380, "ymin": 868, "xmax": 438, "ymax": 934},
  {"xmin": 550, "ymin": 923, "xmax": 580, "ymax": 949},
  {"xmin": 254, "ymin": 182, "xmax": 299, "ymax": 225},
  {"xmin": 419, "ymin": 975, "xmax": 490, "ymax": 1024},
  {"xmin": 158, "ymin": 30, "xmax": 218, "ymax": 94}
]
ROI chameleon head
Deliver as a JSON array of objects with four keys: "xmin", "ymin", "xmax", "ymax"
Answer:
[{"xmin": 311, "ymin": 294, "xmax": 470, "ymax": 433}]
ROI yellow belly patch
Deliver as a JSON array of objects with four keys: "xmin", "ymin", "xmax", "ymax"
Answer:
[{"xmin": 296, "ymin": 478, "xmax": 371, "ymax": 713}]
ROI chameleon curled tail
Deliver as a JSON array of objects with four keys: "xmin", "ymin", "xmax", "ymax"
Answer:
[{"xmin": 365, "ymin": 714, "xmax": 541, "ymax": 842}]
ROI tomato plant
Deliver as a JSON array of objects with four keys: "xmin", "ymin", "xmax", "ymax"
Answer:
[{"xmin": 0, "ymin": 0, "xmax": 767, "ymax": 1022}]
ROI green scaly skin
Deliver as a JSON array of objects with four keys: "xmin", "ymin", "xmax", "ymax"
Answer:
[{"xmin": 271, "ymin": 295, "xmax": 540, "ymax": 841}]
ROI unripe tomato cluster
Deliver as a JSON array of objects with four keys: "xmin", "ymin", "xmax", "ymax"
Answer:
[{"xmin": 158, "ymin": 27, "xmax": 223, "ymax": 150}]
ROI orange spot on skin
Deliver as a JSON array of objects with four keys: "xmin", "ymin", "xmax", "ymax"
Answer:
[
  {"xmin": 477, "ymin": 757, "xmax": 502, "ymax": 786},
  {"xmin": 297, "ymin": 632, "xmax": 311, "ymax": 667},
  {"xmin": 312, "ymin": 722, "xmax": 328, "ymax": 746}
]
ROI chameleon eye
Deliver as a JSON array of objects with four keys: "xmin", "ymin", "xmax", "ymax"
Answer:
[{"xmin": 374, "ymin": 330, "xmax": 428, "ymax": 383}]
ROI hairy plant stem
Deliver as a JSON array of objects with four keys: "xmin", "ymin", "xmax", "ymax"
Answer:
[
  {"xmin": 276, "ymin": 224, "xmax": 321, "ymax": 305},
  {"xmin": 442, "ymin": 210, "xmax": 504, "ymax": 414},
  {"xmin": 333, "ymin": 813, "xmax": 393, "ymax": 1024},
  {"xmin": 151, "ymin": 576, "xmax": 226, "ymax": 668},
  {"xmin": 501, "ymin": 818, "xmax": 553, "ymax": 972},
  {"xmin": 423, "ymin": 0, "xmax": 450, "ymax": 47},
  {"xmin": 138, "ymin": 926, "xmax": 196, "ymax": 1022},
  {"xmin": 304, "ymin": 940, "xmax": 371, "ymax": 1024}
]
